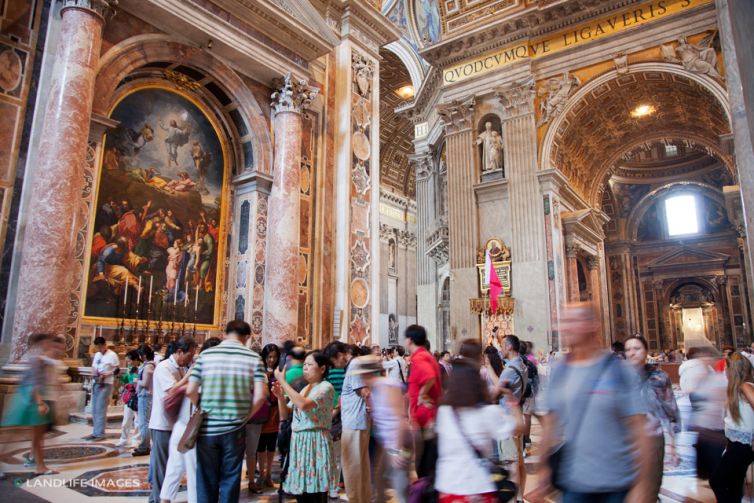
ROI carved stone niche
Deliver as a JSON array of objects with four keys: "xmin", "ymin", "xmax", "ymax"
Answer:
[{"xmin": 476, "ymin": 113, "xmax": 504, "ymax": 182}]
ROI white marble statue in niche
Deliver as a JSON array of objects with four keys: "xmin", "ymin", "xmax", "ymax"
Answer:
[{"xmin": 476, "ymin": 121, "xmax": 503, "ymax": 173}]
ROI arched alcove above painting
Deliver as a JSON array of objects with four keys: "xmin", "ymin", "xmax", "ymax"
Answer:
[{"xmin": 83, "ymin": 84, "xmax": 231, "ymax": 329}]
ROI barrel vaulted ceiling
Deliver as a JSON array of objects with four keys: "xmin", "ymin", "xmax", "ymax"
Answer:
[{"xmin": 379, "ymin": 48, "xmax": 416, "ymax": 199}]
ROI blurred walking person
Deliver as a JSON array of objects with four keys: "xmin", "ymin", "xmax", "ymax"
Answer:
[
  {"xmin": 435, "ymin": 357, "xmax": 522, "ymax": 502},
  {"xmin": 351, "ymin": 355, "xmax": 412, "ymax": 503},
  {"xmin": 624, "ymin": 335, "xmax": 680, "ymax": 501},
  {"xmin": 528, "ymin": 302, "xmax": 651, "ymax": 503},
  {"xmin": 679, "ymin": 346, "xmax": 726, "ymax": 479},
  {"xmin": 710, "ymin": 352, "xmax": 754, "ymax": 502},
  {"xmin": 340, "ymin": 340, "xmax": 372, "ymax": 503},
  {"xmin": 1, "ymin": 333, "xmax": 58, "ymax": 476}
]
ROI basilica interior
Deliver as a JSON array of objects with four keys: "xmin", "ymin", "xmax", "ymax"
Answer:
[{"xmin": 0, "ymin": 0, "xmax": 754, "ymax": 500}]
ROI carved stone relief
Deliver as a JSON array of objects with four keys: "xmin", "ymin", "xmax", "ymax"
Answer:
[
  {"xmin": 661, "ymin": 32, "xmax": 723, "ymax": 80},
  {"xmin": 537, "ymin": 72, "xmax": 580, "ymax": 127}
]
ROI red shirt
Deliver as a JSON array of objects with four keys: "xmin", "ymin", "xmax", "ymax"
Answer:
[
  {"xmin": 407, "ymin": 346, "xmax": 442, "ymax": 428},
  {"xmin": 715, "ymin": 358, "xmax": 726, "ymax": 373}
]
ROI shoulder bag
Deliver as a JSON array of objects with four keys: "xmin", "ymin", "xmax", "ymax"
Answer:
[
  {"xmin": 177, "ymin": 403, "xmax": 207, "ymax": 453},
  {"xmin": 452, "ymin": 408, "xmax": 517, "ymax": 503},
  {"xmin": 547, "ymin": 354, "xmax": 615, "ymax": 491}
]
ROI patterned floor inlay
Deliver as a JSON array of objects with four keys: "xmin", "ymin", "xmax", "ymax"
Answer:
[{"xmin": 1, "ymin": 444, "xmax": 117, "ymax": 466}]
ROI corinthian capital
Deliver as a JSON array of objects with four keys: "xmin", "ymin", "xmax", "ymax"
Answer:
[
  {"xmin": 63, "ymin": 0, "xmax": 118, "ymax": 20},
  {"xmin": 271, "ymin": 73, "xmax": 319, "ymax": 116},
  {"xmin": 496, "ymin": 78, "xmax": 536, "ymax": 119},
  {"xmin": 411, "ymin": 153, "xmax": 433, "ymax": 181},
  {"xmin": 437, "ymin": 96, "xmax": 475, "ymax": 134}
]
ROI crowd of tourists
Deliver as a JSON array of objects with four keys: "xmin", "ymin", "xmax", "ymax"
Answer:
[{"xmin": 3, "ymin": 302, "xmax": 754, "ymax": 503}]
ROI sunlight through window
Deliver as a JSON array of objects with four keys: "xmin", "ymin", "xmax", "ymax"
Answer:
[{"xmin": 665, "ymin": 194, "xmax": 698, "ymax": 236}]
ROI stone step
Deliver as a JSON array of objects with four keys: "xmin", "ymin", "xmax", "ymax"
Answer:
[{"xmin": 69, "ymin": 406, "xmax": 125, "ymax": 425}]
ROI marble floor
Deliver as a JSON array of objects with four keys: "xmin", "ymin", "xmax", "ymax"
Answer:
[{"xmin": 0, "ymin": 417, "xmax": 728, "ymax": 502}]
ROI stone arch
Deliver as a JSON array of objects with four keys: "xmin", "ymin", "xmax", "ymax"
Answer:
[
  {"xmin": 592, "ymin": 131, "xmax": 735, "ymax": 205},
  {"xmin": 664, "ymin": 278, "xmax": 720, "ymax": 304},
  {"xmin": 540, "ymin": 62, "xmax": 731, "ymax": 206},
  {"xmin": 626, "ymin": 181, "xmax": 727, "ymax": 241},
  {"xmin": 384, "ymin": 40, "xmax": 424, "ymax": 91},
  {"xmin": 93, "ymin": 34, "xmax": 272, "ymax": 176}
]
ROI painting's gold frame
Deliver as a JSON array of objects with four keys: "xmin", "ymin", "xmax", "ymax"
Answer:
[{"xmin": 81, "ymin": 82, "xmax": 231, "ymax": 330}]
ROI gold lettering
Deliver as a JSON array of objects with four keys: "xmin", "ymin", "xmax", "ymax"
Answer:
[
  {"xmin": 441, "ymin": 0, "xmax": 710, "ymax": 87},
  {"xmin": 633, "ymin": 8, "xmax": 647, "ymax": 23}
]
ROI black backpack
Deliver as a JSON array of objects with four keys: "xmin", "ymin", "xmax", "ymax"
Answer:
[{"xmin": 520, "ymin": 356, "xmax": 539, "ymax": 398}]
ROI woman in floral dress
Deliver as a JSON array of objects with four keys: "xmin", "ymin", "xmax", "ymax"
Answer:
[{"xmin": 273, "ymin": 351, "xmax": 336, "ymax": 503}]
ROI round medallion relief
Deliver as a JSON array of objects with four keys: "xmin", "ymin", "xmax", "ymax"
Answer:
[
  {"xmin": 350, "ymin": 278, "xmax": 369, "ymax": 308},
  {"xmin": 0, "ymin": 49, "xmax": 22, "ymax": 93},
  {"xmin": 300, "ymin": 164, "xmax": 311, "ymax": 194},
  {"xmin": 352, "ymin": 131, "xmax": 370, "ymax": 161}
]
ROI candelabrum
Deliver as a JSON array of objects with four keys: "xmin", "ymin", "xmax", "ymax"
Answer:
[
  {"xmin": 154, "ymin": 296, "xmax": 164, "ymax": 346},
  {"xmin": 141, "ymin": 294, "xmax": 153, "ymax": 344},
  {"xmin": 128, "ymin": 303, "xmax": 139, "ymax": 346},
  {"xmin": 116, "ymin": 290, "xmax": 126, "ymax": 345}
]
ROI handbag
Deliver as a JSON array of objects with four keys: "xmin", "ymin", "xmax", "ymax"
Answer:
[
  {"xmin": 177, "ymin": 405, "xmax": 207, "ymax": 453},
  {"xmin": 163, "ymin": 384, "xmax": 187, "ymax": 423},
  {"xmin": 547, "ymin": 354, "xmax": 615, "ymax": 490},
  {"xmin": 452, "ymin": 408, "xmax": 517, "ymax": 503}
]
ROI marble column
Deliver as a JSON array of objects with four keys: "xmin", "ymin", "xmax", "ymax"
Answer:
[
  {"xmin": 587, "ymin": 255, "xmax": 603, "ymax": 322},
  {"xmin": 437, "ymin": 97, "xmax": 479, "ymax": 339},
  {"xmin": 263, "ymin": 74, "xmax": 318, "ymax": 344},
  {"xmin": 11, "ymin": 0, "xmax": 115, "ymax": 361},
  {"xmin": 497, "ymin": 79, "xmax": 550, "ymax": 338},
  {"xmin": 566, "ymin": 245, "xmax": 580, "ymax": 302}
]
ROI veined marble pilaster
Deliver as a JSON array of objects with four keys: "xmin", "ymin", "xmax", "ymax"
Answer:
[
  {"xmin": 438, "ymin": 96, "xmax": 478, "ymax": 339},
  {"xmin": 11, "ymin": 1, "xmax": 114, "ymax": 361},
  {"xmin": 263, "ymin": 74, "xmax": 318, "ymax": 344},
  {"xmin": 497, "ymin": 78, "xmax": 550, "ymax": 340}
]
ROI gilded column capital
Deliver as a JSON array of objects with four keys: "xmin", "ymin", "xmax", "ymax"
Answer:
[
  {"xmin": 271, "ymin": 73, "xmax": 319, "ymax": 116},
  {"xmin": 437, "ymin": 96, "xmax": 475, "ymax": 134},
  {"xmin": 63, "ymin": 0, "xmax": 117, "ymax": 21},
  {"xmin": 496, "ymin": 78, "xmax": 536, "ymax": 119}
]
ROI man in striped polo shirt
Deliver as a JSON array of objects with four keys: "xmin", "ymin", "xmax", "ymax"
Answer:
[{"xmin": 187, "ymin": 320, "xmax": 267, "ymax": 503}]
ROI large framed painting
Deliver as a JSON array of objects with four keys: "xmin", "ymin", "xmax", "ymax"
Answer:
[{"xmin": 83, "ymin": 85, "xmax": 229, "ymax": 328}]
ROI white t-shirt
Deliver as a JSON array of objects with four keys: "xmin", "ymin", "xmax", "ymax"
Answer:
[
  {"xmin": 383, "ymin": 357, "xmax": 407, "ymax": 384},
  {"xmin": 92, "ymin": 349, "xmax": 120, "ymax": 385},
  {"xmin": 435, "ymin": 405, "xmax": 516, "ymax": 495},
  {"xmin": 149, "ymin": 356, "xmax": 185, "ymax": 431}
]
